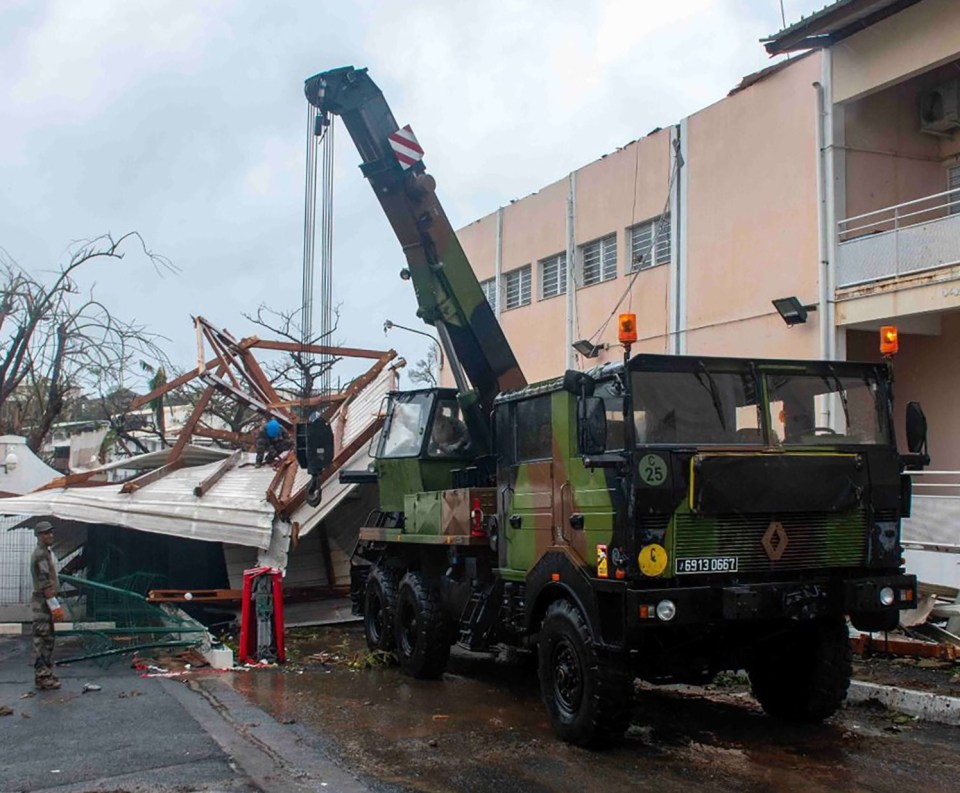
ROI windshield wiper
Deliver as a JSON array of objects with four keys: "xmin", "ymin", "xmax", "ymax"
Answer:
[
  {"xmin": 823, "ymin": 365, "xmax": 851, "ymax": 430},
  {"xmin": 694, "ymin": 362, "xmax": 727, "ymax": 430}
]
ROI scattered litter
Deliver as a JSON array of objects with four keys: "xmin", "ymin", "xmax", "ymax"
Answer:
[
  {"xmin": 82, "ymin": 684, "xmax": 102, "ymax": 693},
  {"xmin": 432, "ymin": 714, "xmax": 449, "ymax": 721},
  {"xmin": 428, "ymin": 739, "xmax": 438, "ymax": 747},
  {"xmin": 0, "ymin": 706, "xmax": 13, "ymax": 717},
  {"xmin": 118, "ymin": 691, "xmax": 144, "ymax": 698},
  {"xmin": 51, "ymin": 770, "xmax": 60, "ymax": 774},
  {"xmin": 20, "ymin": 691, "xmax": 35, "ymax": 699}
]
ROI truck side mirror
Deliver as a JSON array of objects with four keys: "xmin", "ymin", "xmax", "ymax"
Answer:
[
  {"xmin": 563, "ymin": 369, "xmax": 595, "ymax": 397},
  {"xmin": 578, "ymin": 396, "xmax": 606, "ymax": 456},
  {"xmin": 905, "ymin": 401, "xmax": 927, "ymax": 455}
]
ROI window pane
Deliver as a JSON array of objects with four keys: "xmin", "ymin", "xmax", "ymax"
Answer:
[
  {"xmin": 630, "ymin": 223, "xmax": 652, "ymax": 271},
  {"xmin": 480, "ymin": 278, "xmax": 497, "ymax": 312},
  {"xmin": 516, "ymin": 397, "xmax": 552, "ymax": 461},
  {"xmin": 655, "ymin": 214, "xmax": 671, "ymax": 265},
  {"xmin": 380, "ymin": 393, "xmax": 432, "ymax": 458},
  {"xmin": 632, "ymin": 368, "xmax": 758, "ymax": 445},
  {"xmin": 765, "ymin": 372, "xmax": 887, "ymax": 445},
  {"xmin": 630, "ymin": 215, "xmax": 670, "ymax": 270},
  {"xmin": 426, "ymin": 398, "xmax": 473, "ymax": 458},
  {"xmin": 601, "ymin": 235, "xmax": 617, "ymax": 280},
  {"xmin": 504, "ymin": 265, "xmax": 531, "ymax": 310},
  {"xmin": 539, "ymin": 253, "xmax": 567, "ymax": 299},
  {"xmin": 580, "ymin": 234, "xmax": 616, "ymax": 287}
]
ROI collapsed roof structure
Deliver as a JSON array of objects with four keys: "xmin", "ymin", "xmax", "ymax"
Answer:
[{"xmin": 1, "ymin": 318, "xmax": 401, "ymax": 624}]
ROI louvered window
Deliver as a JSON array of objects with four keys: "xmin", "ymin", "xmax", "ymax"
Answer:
[
  {"xmin": 503, "ymin": 265, "xmax": 531, "ymax": 310},
  {"xmin": 629, "ymin": 214, "xmax": 671, "ymax": 271},
  {"xmin": 539, "ymin": 253, "xmax": 567, "ymax": 300},
  {"xmin": 580, "ymin": 234, "xmax": 617, "ymax": 287},
  {"xmin": 480, "ymin": 278, "xmax": 497, "ymax": 312}
]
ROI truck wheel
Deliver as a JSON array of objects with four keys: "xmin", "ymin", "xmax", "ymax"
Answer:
[
  {"xmin": 537, "ymin": 599, "xmax": 632, "ymax": 746},
  {"xmin": 363, "ymin": 567, "xmax": 399, "ymax": 655},
  {"xmin": 393, "ymin": 572, "xmax": 450, "ymax": 679},
  {"xmin": 749, "ymin": 616, "xmax": 852, "ymax": 723}
]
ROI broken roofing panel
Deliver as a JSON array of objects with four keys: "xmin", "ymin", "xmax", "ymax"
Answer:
[{"xmin": 1, "ymin": 353, "xmax": 398, "ymax": 563}]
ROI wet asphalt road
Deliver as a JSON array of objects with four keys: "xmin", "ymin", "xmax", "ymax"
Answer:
[
  {"xmin": 220, "ymin": 626, "xmax": 960, "ymax": 793},
  {"xmin": 0, "ymin": 634, "xmax": 366, "ymax": 793},
  {"xmin": 3, "ymin": 629, "xmax": 958, "ymax": 793}
]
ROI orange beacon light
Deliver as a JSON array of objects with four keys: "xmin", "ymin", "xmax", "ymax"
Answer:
[
  {"xmin": 880, "ymin": 325, "xmax": 898, "ymax": 357},
  {"xmin": 619, "ymin": 313, "xmax": 638, "ymax": 345}
]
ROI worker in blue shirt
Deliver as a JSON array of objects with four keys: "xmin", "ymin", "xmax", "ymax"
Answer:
[{"xmin": 255, "ymin": 418, "xmax": 292, "ymax": 466}]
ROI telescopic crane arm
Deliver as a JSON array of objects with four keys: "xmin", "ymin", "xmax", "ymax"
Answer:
[{"xmin": 304, "ymin": 67, "xmax": 526, "ymax": 431}]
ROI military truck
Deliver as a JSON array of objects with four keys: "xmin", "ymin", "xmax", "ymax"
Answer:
[{"xmin": 301, "ymin": 66, "xmax": 929, "ymax": 745}]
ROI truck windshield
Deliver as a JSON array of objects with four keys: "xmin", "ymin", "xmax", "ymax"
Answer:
[
  {"xmin": 765, "ymin": 370, "xmax": 888, "ymax": 446},
  {"xmin": 380, "ymin": 392, "xmax": 432, "ymax": 458},
  {"xmin": 630, "ymin": 368, "xmax": 761, "ymax": 445},
  {"xmin": 620, "ymin": 362, "xmax": 888, "ymax": 447}
]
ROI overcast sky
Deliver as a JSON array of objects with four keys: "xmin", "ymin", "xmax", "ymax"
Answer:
[{"xmin": 0, "ymin": 0, "xmax": 830, "ymax": 390}]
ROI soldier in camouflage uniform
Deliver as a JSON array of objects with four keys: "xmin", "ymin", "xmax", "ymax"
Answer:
[{"xmin": 30, "ymin": 520, "xmax": 64, "ymax": 690}]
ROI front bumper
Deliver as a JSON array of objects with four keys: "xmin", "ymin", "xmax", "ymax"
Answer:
[{"xmin": 624, "ymin": 573, "xmax": 916, "ymax": 631}]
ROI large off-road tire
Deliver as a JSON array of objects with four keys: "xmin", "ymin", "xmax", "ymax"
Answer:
[
  {"xmin": 749, "ymin": 616, "xmax": 852, "ymax": 723},
  {"xmin": 393, "ymin": 571, "xmax": 451, "ymax": 679},
  {"xmin": 537, "ymin": 599, "xmax": 633, "ymax": 747},
  {"xmin": 363, "ymin": 566, "xmax": 399, "ymax": 655}
]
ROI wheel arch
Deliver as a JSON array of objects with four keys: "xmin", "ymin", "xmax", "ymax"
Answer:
[{"xmin": 525, "ymin": 550, "xmax": 614, "ymax": 648}]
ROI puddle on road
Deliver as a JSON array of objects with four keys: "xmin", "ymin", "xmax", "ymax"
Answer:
[{"xmin": 219, "ymin": 626, "xmax": 960, "ymax": 793}]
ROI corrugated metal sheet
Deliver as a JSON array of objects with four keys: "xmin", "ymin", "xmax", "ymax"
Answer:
[
  {"xmin": 1, "ymin": 457, "xmax": 278, "ymax": 547},
  {"xmin": 97, "ymin": 444, "xmax": 233, "ymax": 471},
  {"xmin": 0, "ymin": 366, "xmax": 395, "ymax": 562}
]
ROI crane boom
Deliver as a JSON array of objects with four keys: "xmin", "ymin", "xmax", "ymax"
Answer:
[{"xmin": 304, "ymin": 66, "xmax": 526, "ymax": 420}]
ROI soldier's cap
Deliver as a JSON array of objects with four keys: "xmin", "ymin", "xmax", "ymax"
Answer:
[{"xmin": 33, "ymin": 521, "xmax": 54, "ymax": 536}]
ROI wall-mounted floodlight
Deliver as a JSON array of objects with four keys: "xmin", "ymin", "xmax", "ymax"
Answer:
[
  {"xmin": 1, "ymin": 451, "xmax": 18, "ymax": 473},
  {"xmin": 572, "ymin": 339, "xmax": 605, "ymax": 359},
  {"xmin": 772, "ymin": 296, "xmax": 818, "ymax": 326}
]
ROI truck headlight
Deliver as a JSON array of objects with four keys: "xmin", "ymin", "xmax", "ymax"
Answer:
[
  {"xmin": 879, "ymin": 586, "xmax": 895, "ymax": 606},
  {"xmin": 656, "ymin": 600, "xmax": 676, "ymax": 621}
]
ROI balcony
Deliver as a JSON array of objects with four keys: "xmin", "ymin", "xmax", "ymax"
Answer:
[{"xmin": 837, "ymin": 189, "xmax": 960, "ymax": 289}]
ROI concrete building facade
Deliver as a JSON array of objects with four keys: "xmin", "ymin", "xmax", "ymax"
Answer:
[{"xmin": 457, "ymin": 0, "xmax": 960, "ymax": 474}]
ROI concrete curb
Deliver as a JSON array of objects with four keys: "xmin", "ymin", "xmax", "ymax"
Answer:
[{"xmin": 847, "ymin": 680, "xmax": 960, "ymax": 726}]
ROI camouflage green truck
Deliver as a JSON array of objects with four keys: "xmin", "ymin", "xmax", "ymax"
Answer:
[{"xmin": 303, "ymin": 66, "xmax": 930, "ymax": 746}]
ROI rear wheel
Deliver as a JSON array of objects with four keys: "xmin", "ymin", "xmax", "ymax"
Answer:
[
  {"xmin": 537, "ymin": 599, "xmax": 632, "ymax": 746},
  {"xmin": 749, "ymin": 617, "xmax": 852, "ymax": 722},
  {"xmin": 394, "ymin": 572, "xmax": 450, "ymax": 679},
  {"xmin": 363, "ymin": 566, "xmax": 398, "ymax": 655}
]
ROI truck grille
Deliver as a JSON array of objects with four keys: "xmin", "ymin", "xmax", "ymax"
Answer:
[{"xmin": 673, "ymin": 511, "xmax": 867, "ymax": 574}]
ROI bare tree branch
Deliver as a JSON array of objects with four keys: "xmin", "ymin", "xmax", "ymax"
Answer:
[{"xmin": 0, "ymin": 233, "xmax": 174, "ymax": 453}]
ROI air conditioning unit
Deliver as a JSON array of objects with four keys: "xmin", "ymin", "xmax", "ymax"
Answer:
[{"xmin": 919, "ymin": 81, "xmax": 960, "ymax": 135}]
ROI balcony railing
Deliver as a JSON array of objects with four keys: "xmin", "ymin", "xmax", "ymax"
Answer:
[
  {"xmin": 836, "ymin": 188, "xmax": 960, "ymax": 288},
  {"xmin": 902, "ymin": 470, "xmax": 960, "ymax": 552}
]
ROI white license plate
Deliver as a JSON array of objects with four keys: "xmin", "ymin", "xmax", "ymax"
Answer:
[{"xmin": 675, "ymin": 556, "xmax": 739, "ymax": 574}]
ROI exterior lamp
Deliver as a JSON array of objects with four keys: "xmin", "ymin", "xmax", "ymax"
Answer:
[
  {"xmin": 880, "ymin": 325, "xmax": 899, "ymax": 357},
  {"xmin": 383, "ymin": 319, "xmax": 444, "ymax": 372},
  {"xmin": 772, "ymin": 297, "xmax": 818, "ymax": 326},
  {"xmin": 618, "ymin": 313, "xmax": 638, "ymax": 345},
  {"xmin": 572, "ymin": 339, "xmax": 605, "ymax": 359}
]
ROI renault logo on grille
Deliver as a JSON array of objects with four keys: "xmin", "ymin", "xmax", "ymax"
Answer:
[{"xmin": 762, "ymin": 521, "xmax": 789, "ymax": 561}]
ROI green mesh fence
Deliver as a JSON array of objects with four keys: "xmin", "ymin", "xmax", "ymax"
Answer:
[{"xmin": 56, "ymin": 573, "xmax": 208, "ymax": 666}]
